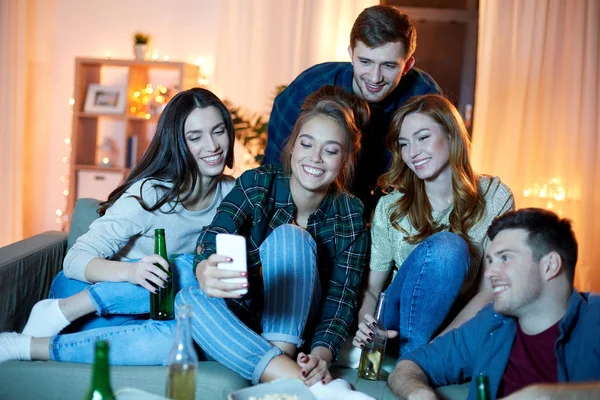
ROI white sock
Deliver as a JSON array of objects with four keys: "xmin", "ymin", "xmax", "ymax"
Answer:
[
  {"xmin": 0, "ymin": 333, "xmax": 32, "ymax": 362},
  {"xmin": 309, "ymin": 379, "xmax": 375, "ymax": 400},
  {"xmin": 22, "ymin": 299, "xmax": 70, "ymax": 337}
]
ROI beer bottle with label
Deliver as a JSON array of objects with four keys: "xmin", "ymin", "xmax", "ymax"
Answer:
[
  {"xmin": 150, "ymin": 228, "xmax": 174, "ymax": 320},
  {"xmin": 166, "ymin": 304, "xmax": 197, "ymax": 400},
  {"xmin": 358, "ymin": 292, "xmax": 388, "ymax": 380},
  {"xmin": 84, "ymin": 340, "xmax": 116, "ymax": 400},
  {"xmin": 476, "ymin": 374, "xmax": 492, "ymax": 400}
]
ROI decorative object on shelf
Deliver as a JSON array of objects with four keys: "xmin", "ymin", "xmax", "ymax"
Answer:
[
  {"xmin": 98, "ymin": 137, "xmax": 117, "ymax": 167},
  {"xmin": 133, "ymin": 32, "xmax": 150, "ymax": 61},
  {"xmin": 130, "ymin": 84, "xmax": 171, "ymax": 119},
  {"xmin": 84, "ymin": 84, "xmax": 127, "ymax": 115}
]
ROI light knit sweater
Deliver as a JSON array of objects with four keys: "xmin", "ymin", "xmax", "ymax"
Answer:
[
  {"xmin": 63, "ymin": 177, "xmax": 235, "ymax": 282},
  {"xmin": 370, "ymin": 175, "xmax": 514, "ymax": 292}
]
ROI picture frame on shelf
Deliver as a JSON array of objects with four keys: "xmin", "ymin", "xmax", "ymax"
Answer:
[{"xmin": 84, "ymin": 84, "xmax": 127, "ymax": 115}]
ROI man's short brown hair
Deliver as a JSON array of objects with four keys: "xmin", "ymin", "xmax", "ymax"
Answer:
[{"xmin": 350, "ymin": 5, "xmax": 416, "ymax": 58}]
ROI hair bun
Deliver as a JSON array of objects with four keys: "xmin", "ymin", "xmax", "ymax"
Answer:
[{"xmin": 303, "ymin": 85, "xmax": 370, "ymax": 130}]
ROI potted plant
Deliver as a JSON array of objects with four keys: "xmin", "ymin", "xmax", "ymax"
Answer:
[{"xmin": 133, "ymin": 32, "xmax": 150, "ymax": 61}]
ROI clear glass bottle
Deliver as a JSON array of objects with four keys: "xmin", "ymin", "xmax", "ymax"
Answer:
[
  {"xmin": 476, "ymin": 375, "xmax": 492, "ymax": 400},
  {"xmin": 84, "ymin": 340, "xmax": 116, "ymax": 400},
  {"xmin": 150, "ymin": 228, "xmax": 174, "ymax": 320},
  {"xmin": 358, "ymin": 292, "xmax": 388, "ymax": 380},
  {"xmin": 166, "ymin": 304, "xmax": 197, "ymax": 400}
]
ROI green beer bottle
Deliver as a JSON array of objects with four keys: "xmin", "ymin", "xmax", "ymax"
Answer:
[
  {"xmin": 150, "ymin": 228, "xmax": 174, "ymax": 320},
  {"xmin": 476, "ymin": 375, "xmax": 492, "ymax": 400},
  {"xmin": 166, "ymin": 304, "xmax": 198, "ymax": 400},
  {"xmin": 84, "ymin": 340, "xmax": 116, "ymax": 400}
]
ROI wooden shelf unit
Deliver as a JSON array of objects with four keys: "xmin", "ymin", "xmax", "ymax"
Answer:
[{"xmin": 68, "ymin": 57, "xmax": 199, "ymax": 215}]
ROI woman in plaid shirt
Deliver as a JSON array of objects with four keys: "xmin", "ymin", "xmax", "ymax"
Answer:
[{"xmin": 176, "ymin": 86, "xmax": 370, "ymax": 386}]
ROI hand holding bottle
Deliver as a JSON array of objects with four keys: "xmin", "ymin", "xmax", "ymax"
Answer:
[
  {"xmin": 127, "ymin": 254, "xmax": 170, "ymax": 292},
  {"xmin": 352, "ymin": 312, "xmax": 398, "ymax": 349}
]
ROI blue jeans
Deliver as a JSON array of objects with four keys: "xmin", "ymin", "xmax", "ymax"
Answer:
[
  {"xmin": 383, "ymin": 232, "xmax": 470, "ymax": 356},
  {"xmin": 47, "ymin": 253, "xmax": 197, "ymax": 364},
  {"xmin": 49, "ymin": 253, "xmax": 197, "ymax": 332},
  {"xmin": 176, "ymin": 225, "xmax": 321, "ymax": 384}
]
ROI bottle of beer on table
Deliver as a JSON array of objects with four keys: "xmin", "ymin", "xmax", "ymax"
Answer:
[
  {"xmin": 84, "ymin": 340, "xmax": 116, "ymax": 400},
  {"xmin": 166, "ymin": 304, "xmax": 198, "ymax": 400},
  {"xmin": 358, "ymin": 292, "xmax": 388, "ymax": 380},
  {"xmin": 150, "ymin": 228, "xmax": 174, "ymax": 320},
  {"xmin": 476, "ymin": 374, "xmax": 492, "ymax": 400}
]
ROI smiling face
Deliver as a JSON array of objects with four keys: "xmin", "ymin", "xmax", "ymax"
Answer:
[
  {"xmin": 349, "ymin": 40, "xmax": 413, "ymax": 103},
  {"xmin": 484, "ymin": 228, "xmax": 546, "ymax": 318},
  {"xmin": 289, "ymin": 115, "xmax": 346, "ymax": 195},
  {"xmin": 398, "ymin": 112, "xmax": 451, "ymax": 182},
  {"xmin": 184, "ymin": 106, "xmax": 230, "ymax": 179}
]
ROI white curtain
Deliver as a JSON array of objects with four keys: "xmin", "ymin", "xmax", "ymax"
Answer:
[
  {"xmin": 472, "ymin": 0, "xmax": 600, "ymax": 291},
  {"xmin": 0, "ymin": 0, "xmax": 27, "ymax": 247},
  {"xmin": 213, "ymin": 0, "xmax": 377, "ymax": 116}
]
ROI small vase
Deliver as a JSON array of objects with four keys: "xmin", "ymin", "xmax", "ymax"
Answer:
[{"xmin": 133, "ymin": 44, "xmax": 147, "ymax": 61}]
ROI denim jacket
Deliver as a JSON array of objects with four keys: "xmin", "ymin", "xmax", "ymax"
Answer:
[{"xmin": 402, "ymin": 290, "xmax": 600, "ymax": 400}]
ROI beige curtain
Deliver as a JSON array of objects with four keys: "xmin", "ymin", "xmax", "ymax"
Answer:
[
  {"xmin": 0, "ymin": 0, "xmax": 27, "ymax": 247},
  {"xmin": 213, "ymin": 0, "xmax": 377, "ymax": 116},
  {"xmin": 472, "ymin": 0, "xmax": 600, "ymax": 291}
]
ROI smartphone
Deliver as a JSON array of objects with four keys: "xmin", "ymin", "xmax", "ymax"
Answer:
[{"xmin": 216, "ymin": 233, "xmax": 248, "ymax": 295}]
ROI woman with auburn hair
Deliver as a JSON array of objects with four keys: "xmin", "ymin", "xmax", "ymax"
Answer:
[{"xmin": 353, "ymin": 94, "xmax": 514, "ymax": 356}]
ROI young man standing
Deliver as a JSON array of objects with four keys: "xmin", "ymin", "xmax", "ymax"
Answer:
[
  {"xmin": 389, "ymin": 208, "xmax": 600, "ymax": 400},
  {"xmin": 263, "ymin": 5, "xmax": 441, "ymax": 216}
]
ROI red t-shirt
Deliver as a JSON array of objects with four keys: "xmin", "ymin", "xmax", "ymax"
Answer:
[{"xmin": 499, "ymin": 321, "xmax": 560, "ymax": 397}]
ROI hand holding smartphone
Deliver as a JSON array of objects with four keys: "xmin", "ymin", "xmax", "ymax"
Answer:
[{"xmin": 216, "ymin": 233, "xmax": 248, "ymax": 295}]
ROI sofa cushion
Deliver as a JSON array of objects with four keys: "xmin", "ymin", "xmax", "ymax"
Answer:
[
  {"xmin": 0, "ymin": 360, "xmax": 249, "ymax": 400},
  {"xmin": 67, "ymin": 198, "xmax": 101, "ymax": 252}
]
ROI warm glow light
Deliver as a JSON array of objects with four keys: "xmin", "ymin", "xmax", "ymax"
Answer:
[
  {"xmin": 102, "ymin": 157, "xmax": 110, "ymax": 164},
  {"xmin": 195, "ymin": 57, "xmax": 202, "ymax": 67},
  {"xmin": 69, "ymin": 98, "xmax": 75, "ymax": 106},
  {"xmin": 62, "ymin": 156, "xmax": 68, "ymax": 163},
  {"xmin": 145, "ymin": 113, "xmax": 151, "ymax": 119},
  {"xmin": 163, "ymin": 55, "xmax": 169, "ymax": 61},
  {"xmin": 63, "ymin": 190, "xmax": 69, "ymax": 196},
  {"xmin": 523, "ymin": 177, "xmax": 567, "ymax": 210},
  {"xmin": 198, "ymin": 77, "xmax": 209, "ymax": 86},
  {"xmin": 56, "ymin": 209, "xmax": 63, "ymax": 216},
  {"xmin": 64, "ymin": 138, "xmax": 71, "ymax": 145},
  {"xmin": 105, "ymin": 52, "xmax": 112, "ymax": 59}
]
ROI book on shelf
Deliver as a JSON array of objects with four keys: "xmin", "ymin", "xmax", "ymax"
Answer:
[{"xmin": 126, "ymin": 135, "xmax": 138, "ymax": 169}]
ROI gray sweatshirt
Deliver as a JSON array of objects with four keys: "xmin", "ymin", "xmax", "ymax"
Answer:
[{"xmin": 63, "ymin": 177, "xmax": 234, "ymax": 282}]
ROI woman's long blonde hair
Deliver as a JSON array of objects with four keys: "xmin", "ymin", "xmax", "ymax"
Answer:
[{"xmin": 378, "ymin": 94, "xmax": 486, "ymax": 256}]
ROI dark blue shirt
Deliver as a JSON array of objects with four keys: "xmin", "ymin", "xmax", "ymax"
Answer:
[{"xmin": 263, "ymin": 62, "xmax": 441, "ymax": 217}]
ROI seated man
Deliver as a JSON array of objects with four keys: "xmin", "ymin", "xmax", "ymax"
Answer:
[{"xmin": 389, "ymin": 208, "xmax": 600, "ymax": 400}]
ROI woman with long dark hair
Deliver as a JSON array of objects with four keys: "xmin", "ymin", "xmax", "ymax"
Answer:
[{"xmin": 1, "ymin": 88, "xmax": 236, "ymax": 364}]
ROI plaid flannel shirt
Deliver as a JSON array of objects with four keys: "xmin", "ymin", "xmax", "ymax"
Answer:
[
  {"xmin": 194, "ymin": 165, "xmax": 368, "ymax": 359},
  {"xmin": 263, "ymin": 62, "xmax": 441, "ymax": 216}
]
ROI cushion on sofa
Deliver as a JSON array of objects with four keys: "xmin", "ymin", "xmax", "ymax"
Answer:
[{"xmin": 67, "ymin": 198, "xmax": 101, "ymax": 252}]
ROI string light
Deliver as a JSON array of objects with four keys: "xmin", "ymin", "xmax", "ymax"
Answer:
[
  {"xmin": 523, "ymin": 177, "xmax": 567, "ymax": 211},
  {"xmin": 56, "ymin": 96, "xmax": 73, "ymax": 229}
]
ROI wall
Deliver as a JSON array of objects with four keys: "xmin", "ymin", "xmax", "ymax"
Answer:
[{"xmin": 25, "ymin": 0, "xmax": 222, "ymax": 237}]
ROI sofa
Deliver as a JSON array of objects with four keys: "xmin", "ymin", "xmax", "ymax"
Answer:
[{"xmin": 0, "ymin": 199, "xmax": 469, "ymax": 400}]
